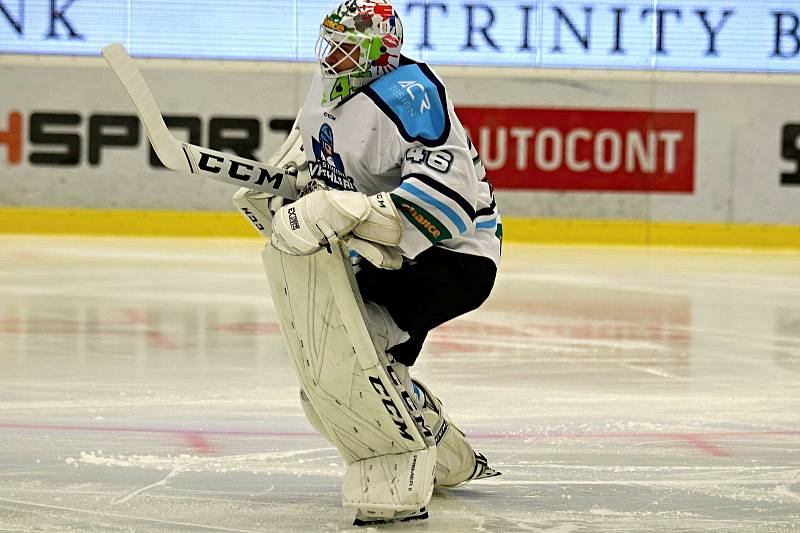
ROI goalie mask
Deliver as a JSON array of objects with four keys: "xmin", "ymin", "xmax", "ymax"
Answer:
[{"xmin": 316, "ymin": 0, "xmax": 404, "ymax": 106}]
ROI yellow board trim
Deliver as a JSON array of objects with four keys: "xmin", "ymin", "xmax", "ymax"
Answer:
[
  {"xmin": 0, "ymin": 208, "xmax": 798, "ymax": 249},
  {"xmin": 501, "ymin": 218, "xmax": 800, "ymax": 249},
  {"xmin": 0, "ymin": 207, "xmax": 256, "ymax": 238}
]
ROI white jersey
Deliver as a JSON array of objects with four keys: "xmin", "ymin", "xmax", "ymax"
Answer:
[{"xmin": 299, "ymin": 58, "xmax": 501, "ymax": 267}]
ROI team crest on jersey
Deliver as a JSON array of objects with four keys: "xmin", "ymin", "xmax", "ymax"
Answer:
[{"xmin": 310, "ymin": 123, "xmax": 356, "ymax": 191}]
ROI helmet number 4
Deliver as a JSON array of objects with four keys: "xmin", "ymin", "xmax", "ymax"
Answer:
[
  {"xmin": 405, "ymin": 147, "xmax": 453, "ymax": 173},
  {"xmin": 330, "ymin": 76, "xmax": 352, "ymax": 101}
]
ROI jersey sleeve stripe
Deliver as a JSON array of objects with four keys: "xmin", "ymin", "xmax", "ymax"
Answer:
[
  {"xmin": 475, "ymin": 217, "xmax": 498, "ymax": 230},
  {"xmin": 403, "ymin": 173, "xmax": 476, "ymax": 221},
  {"xmin": 397, "ymin": 181, "xmax": 469, "ymax": 234}
]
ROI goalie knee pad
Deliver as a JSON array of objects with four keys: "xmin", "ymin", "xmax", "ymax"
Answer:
[{"xmin": 412, "ymin": 379, "xmax": 501, "ymax": 489}]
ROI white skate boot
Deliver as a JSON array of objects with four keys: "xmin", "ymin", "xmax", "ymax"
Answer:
[{"xmin": 411, "ymin": 378, "xmax": 501, "ymax": 489}]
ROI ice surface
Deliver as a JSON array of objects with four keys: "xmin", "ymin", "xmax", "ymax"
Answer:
[{"xmin": 0, "ymin": 236, "xmax": 798, "ymax": 532}]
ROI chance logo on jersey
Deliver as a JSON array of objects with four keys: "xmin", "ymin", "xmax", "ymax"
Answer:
[
  {"xmin": 309, "ymin": 123, "xmax": 356, "ymax": 191},
  {"xmin": 390, "ymin": 193, "xmax": 451, "ymax": 244}
]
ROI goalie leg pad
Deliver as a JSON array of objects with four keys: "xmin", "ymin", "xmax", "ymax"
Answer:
[
  {"xmin": 342, "ymin": 447, "xmax": 436, "ymax": 518},
  {"xmin": 262, "ymin": 242, "xmax": 435, "ymax": 515}
]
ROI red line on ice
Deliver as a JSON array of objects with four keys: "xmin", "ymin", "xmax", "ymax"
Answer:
[
  {"xmin": 0, "ymin": 423, "xmax": 314, "ymax": 438},
  {"xmin": 677, "ymin": 434, "xmax": 732, "ymax": 457},
  {"xmin": 121, "ymin": 309, "xmax": 148, "ymax": 324},
  {"xmin": 184, "ymin": 432, "xmax": 217, "ymax": 454},
  {"xmin": 0, "ymin": 423, "xmax": 796, "ymax": 457}
]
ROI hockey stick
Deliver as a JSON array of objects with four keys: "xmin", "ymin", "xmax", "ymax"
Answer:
[{"xmin": 101, "ymin": 43, "xmax": 298, "ymax": 200}]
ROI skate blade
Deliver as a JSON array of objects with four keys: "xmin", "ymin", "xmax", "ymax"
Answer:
[
  {"xmin": 353, "ymin": 507, "xmax": 428, "ymax": 526},
  {"xmin": 475, "ymin": 467, "xmax": 502, "ymax": 480},
  {"xmin": 473, "ymin": 452, "xmax": 502, "ymax": 480}
]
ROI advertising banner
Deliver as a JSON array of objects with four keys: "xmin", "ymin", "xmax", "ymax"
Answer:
[
  {"xmin": 1, "ymin": 1, "xmax": 800, "ymax": 72},
  {"xmin": 457, "ymin": 107, "xmax": 695, "ymax": 192}
]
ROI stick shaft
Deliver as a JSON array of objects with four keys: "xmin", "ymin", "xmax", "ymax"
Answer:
[{"xmin": 101, "ymin": 43, "xmax": 297, "ymax": 199}]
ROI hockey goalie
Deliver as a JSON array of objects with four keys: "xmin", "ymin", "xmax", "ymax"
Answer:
[{"xmin": 234, "ymin": 0, "xmax": 502, "ymax": 525}]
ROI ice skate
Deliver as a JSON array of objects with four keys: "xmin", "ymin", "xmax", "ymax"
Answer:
[
  {"xmin": 472, "ymin": 451, "xmax": 502, "ymax": 481},
  {"xmin": 409, "ymin": 378, "xmax": 502, "ymax": 489}
]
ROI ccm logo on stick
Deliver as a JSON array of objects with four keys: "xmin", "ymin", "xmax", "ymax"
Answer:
[{"xmin": 196, "ymin": 151, "xmax": 284, "ymax": 189}]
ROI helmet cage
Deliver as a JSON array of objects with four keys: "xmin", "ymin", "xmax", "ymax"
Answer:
[{"xmin": 315, "ymin": 26, "xmax": 378, "ymax": 79}]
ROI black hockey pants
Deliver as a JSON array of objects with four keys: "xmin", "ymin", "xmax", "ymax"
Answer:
[{"xmin": 356, "ymin": 246, "xmax": 497, "ymax": 367}]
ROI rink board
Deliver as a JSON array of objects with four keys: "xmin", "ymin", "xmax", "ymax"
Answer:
[{"xmin": 1, "ymin": 55, "xmax": 799, "ymax": 246}]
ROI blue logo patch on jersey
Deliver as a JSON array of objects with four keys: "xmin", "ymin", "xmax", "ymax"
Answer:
[
  {"xmin": 363, "ymin": 64, "xmax": 450, "ymax": 147},
  {"xmin": 309, "ymin": 123, "xmax": 356, "ymax": 191}
]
